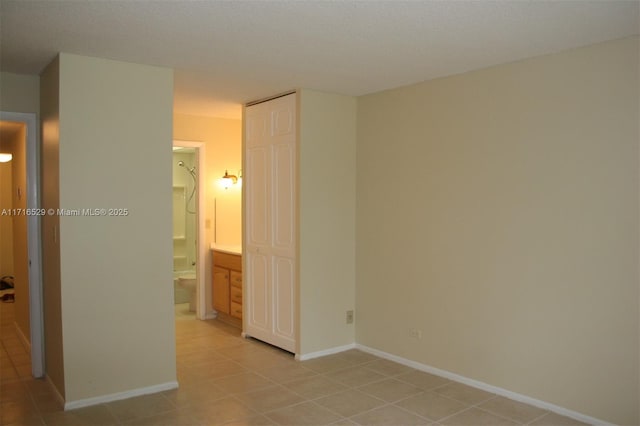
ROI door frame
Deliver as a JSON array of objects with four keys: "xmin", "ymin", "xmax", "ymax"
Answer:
[
  {"xmin": 173, "ymin": 140, "xmax": 207, "ymax": 319},
  {"xmin": 0, "ymin": 111, "xmax": 44, "ymax": 378}
]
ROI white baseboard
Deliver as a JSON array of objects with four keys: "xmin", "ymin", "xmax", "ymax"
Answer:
[
  {"xmin": 295, "ymin": 343, "xmax": 356, "ymax": 361},
  {"xmin": 356, "ymin": 344, "xmax": 611, "ymax": 426},
  {"xmin": 202, "ymin": 311, "xmax": 217, "ymax": 320},
  {"xmin": 45, "ymin": 374, "xmax": 66, "ymax": 408},
  {"xmin": 64, "ymin": 381, "xmax": 179, "ymax": 411},
  {"xmin": 14, "ymin": 322, "xmax": 31, "ymax": 353}
]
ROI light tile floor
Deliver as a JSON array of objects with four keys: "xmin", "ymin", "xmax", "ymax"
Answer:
[{"xmin": 1, "ymin": 302, "xmax": 590, "ymax": 426}]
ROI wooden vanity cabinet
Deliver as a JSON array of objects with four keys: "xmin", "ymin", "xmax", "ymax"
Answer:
[
  {"xmin": 229, "ymin": 271, "xmax": 243, "ymax": 319},
  {"xmin": 212, "ymin": 250, "xmax": 242, "ymax": 326}
]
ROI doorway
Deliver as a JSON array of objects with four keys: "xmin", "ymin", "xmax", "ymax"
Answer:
[
  {"xmin": 0, "ymin": 111, "xmax": 43, "ymax": 378},
  {"xmin": 172, "ymin": 140, "xmax": 206, "ymax": 319}
]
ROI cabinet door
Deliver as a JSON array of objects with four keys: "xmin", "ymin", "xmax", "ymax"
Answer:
[
  {"xmin": 245, "ymin": 93, "xmax": 296, "ymax": 353},
  {"xmin": 212, "ymin": 266, "xmax": 230, "ymax": 314}
]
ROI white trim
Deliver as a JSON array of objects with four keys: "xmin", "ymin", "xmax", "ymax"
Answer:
[
  {"xmin": 173, "ymin": 140, "xmax": 207, "ymax": 320},
  {"xmin": 14, "ymin": 322, "xmax": 31, "ymax": 353},
  {"xmin": 295, "ymin": 343, "xmax": 356, "ymax": 361},
  {"xmin": 64, "ymin": 381, "xmax": 179, "ymax": 411},
  {"xmin": 202, "ymin": 311, "xmax": 217, "ymax": 320},
  {"xmin": 45, "ymin": 374, "xmax": 66, "ymax": 408},
  {"xmin": 0, "ymin": 111, "xmax": 44, "ymax": 379},
  {"xmin": 356, "ymin": 344, "xmax": 613, "ymax": 426}
]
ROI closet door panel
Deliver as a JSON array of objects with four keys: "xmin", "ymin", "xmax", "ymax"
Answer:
[
  {"xmin": 272, "ymin": 142, "xmax": 295, "ymax": 257},
  {"xmin": 246, "ymin": 146, "xmax": 270, "ymax": 247},
  {"xmin": 272, "ymin": 255, "xmax": 295, "ymax": 352},
  {"xmin": 246, "ymin": 251, "xmax": 271, "ymax": 334},
  {"xmin": 244, "ymin": 93, "xmax": 297, "ymax": 353}
]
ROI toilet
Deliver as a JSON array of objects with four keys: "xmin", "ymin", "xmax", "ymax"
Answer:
[{"xmin": 178, "ymin": 274, "xmax": 197, "ymax": 312}]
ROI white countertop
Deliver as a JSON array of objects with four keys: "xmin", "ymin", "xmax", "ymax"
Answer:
[{"xmin": 210, "ymin": 244, "xmax": 242, "ymax": 255}]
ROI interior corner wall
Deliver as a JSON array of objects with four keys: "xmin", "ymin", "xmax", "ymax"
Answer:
[
  {"xmin": 40, "ymin": 56, "xmax": 65, "ymax": 398},
  {"xmin": 298, "ymin": 89, "xmax": 357, "ymax": 355},
  {"xmin": 57, "ymin": 53, "xmax": 176, "ymax": 403},
  {"xmin": 173, "ymin": 113, "xmax": 242, "ymax": 315},
  {"xmin": 355, "ymin": 36, "xmax": 639, "ymax": 425}
]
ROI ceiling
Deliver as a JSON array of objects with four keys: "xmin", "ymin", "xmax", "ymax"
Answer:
[{"xmin": 1, "ymin": 1, "xmax": 638, "ymax": 119}]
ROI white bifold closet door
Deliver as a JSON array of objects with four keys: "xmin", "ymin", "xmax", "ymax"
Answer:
[{"xmin": 244, "ymin": 93, "xmax": 296, "ymax": 353}]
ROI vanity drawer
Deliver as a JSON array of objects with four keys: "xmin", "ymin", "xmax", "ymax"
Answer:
[
  {"xmin": 230, "ymin": 271, "xmax": 242, "ymax": 289},
  {"xmin": 230, "ymin": 301, "xmax": 243, "ymax": 319},
  {"xmin": 213, "ymin": 250, "xmax": 242, "ymax": 271},
  {"xmin": 230, "ymin": 286, "xmax": 242, "ymax": 304}
]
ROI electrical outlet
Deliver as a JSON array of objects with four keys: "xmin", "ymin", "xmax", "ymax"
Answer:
[
  {"xmin": 409, "ymin": 328, "xmax": 422, "ymax": 339},
  {"xmin": 346, "ymin": 310, "xmax": 354, "ymax": 324}
]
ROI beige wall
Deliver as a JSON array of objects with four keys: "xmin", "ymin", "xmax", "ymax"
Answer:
[
  {"xmin": 173, "ymin": 113, "xmax": 242, "ymax": 314},
  {"xmin": 40, "ymin": 56, "xmax": 64, "ymax": 397},
  {"xmin": 48, "ymin": 53, "xmax": 176, "ymax": 403},
  {"xmin": 356, "ymin": 36, "xmax": 639, "ymax": 425},
  {"xmin": 298, "ymin": 89, "xmax": 357, "ymax": 355},
  {"xmin": 0, "ymin": 72, "xmax": 39, "ymax": 114}
]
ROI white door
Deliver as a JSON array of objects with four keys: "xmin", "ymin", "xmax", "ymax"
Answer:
[{"xmin": 245, "ymin": 94, "xmax": 296, "ymax": 352}]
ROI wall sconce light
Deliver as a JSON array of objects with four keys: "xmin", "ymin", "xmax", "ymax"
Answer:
[
  {"xmin": 0, "ymin": 153, "xmax": 12, "ymax": 163},
  {"xmin": 221, "ymin": 170, "xmax": 238, "ymax": 189}
]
